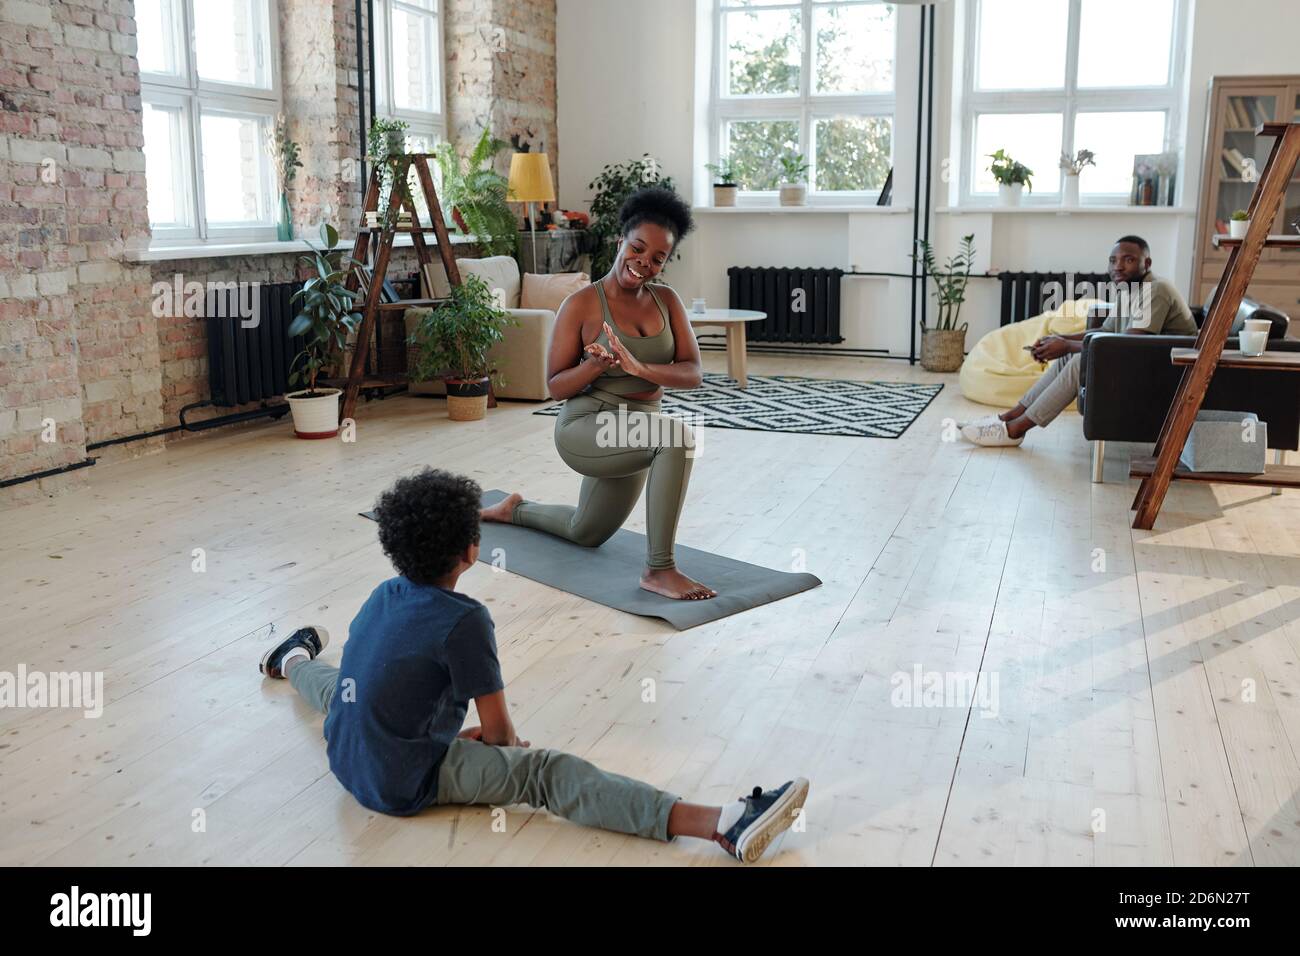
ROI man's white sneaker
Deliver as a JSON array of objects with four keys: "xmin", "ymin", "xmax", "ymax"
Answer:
[{"xmin": 960, "ymin": 419, "xmax": 1024, "ymax": 447}]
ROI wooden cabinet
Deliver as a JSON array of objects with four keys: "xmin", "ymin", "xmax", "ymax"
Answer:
[{"xmin": 1194, "ymin": 75, "xmax": 1300, "ymax": 310}]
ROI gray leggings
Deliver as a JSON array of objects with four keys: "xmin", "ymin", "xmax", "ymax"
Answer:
[{"xmin": 512, "ymin": 391, "xmax": 695, "ymax": 569}]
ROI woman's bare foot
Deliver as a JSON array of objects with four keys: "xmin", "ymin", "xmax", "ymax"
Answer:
[
  {"xmin": 640, "ymin": 566, "xmax": 717, "ymax": 601},
  {"xmin": 480, "ymin": 492, "xmax": 523, "ymax": 523}
]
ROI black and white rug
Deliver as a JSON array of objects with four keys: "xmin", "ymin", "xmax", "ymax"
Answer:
[{"xmin": 532, "ymin": 372, "xmax": 943, "ymax": 439}]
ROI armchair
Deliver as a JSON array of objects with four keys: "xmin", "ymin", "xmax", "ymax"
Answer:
[{"xmin": 1079, "ymin": 294, "xmax": 1299, "ymax": 482}]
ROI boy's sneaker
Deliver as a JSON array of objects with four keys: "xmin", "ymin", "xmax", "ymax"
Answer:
[
  {"xmin": 259, "ymin": 626, "xmax": 329, "ymax": 679},
  {"xmin": 715, "ymin": 777, "xmax": 810, "ymax": 864},
  {"xmin": 960, "ymin": 419, "xmax": 1024, "ymax": 447}
]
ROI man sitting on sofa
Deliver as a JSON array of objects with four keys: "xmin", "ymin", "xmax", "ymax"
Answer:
[{"xmin": 960, "ymin": 235, "xmax": 1197, "ymax": 447}]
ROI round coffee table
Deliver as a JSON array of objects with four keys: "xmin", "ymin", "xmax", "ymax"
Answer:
[{"xmin": 687, "ymin": 308, "xmax": 766, "ymax": 387}]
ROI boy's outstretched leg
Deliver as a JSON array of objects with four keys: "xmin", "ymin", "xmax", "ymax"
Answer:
[{"xmin": 436, "ymin": 737, "xmax": 808, "ymax": 863}]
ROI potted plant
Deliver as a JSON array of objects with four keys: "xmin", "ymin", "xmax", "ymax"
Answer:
[
  {"xmin": 912, "ymin": 234, "xmax": 975, "ymax": 373},
  {"xmin": 366, "ymin": 117, "xmax": 412, "ymax": 229},
  {"xmin": 436, "ymin": 128, "xmax": 519, "ymax": 256},
  {"xmin": 286, "ymin": 224, "xmax": 363, "ymax": 438},
  {"xmin": 267, "ymin": 114, "xmax": 302, "ymax": 241},
  {"xmin": 988, "ymin": 149, "xmax": 1033, "ymax": 206},
  {"xmin": 777, "ymin": 153, "xmax": 810, "ymax": 206},
  {"xmin": 1229, "ymin": 208, "xmax": 1250, "ymax": 238},
  {"xmin": 1059, "ymin": 148, "xmax": 1095, "ymax": 207},
  {"xmin": 407, "ymin": 274, "xmax": 515, "ymax": 421},
  {"xmin": 587, "ymin": 155, "xmax": 677, "ymax": 277},
  {"xmin": 705, "ymin": 158, "xmax": 740, "ymax": 207}
]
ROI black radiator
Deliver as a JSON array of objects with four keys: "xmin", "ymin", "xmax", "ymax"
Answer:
[
  {"xmin": 206, "ymin": 280, "xmax": 306, "ymax": 406},
  {"xmin": 998, "ymin": 271, "xmax": 1114, "ymax": 326},
  {"xmin": 727, "ymin": 266, "xmax": 845, "ymax": 344}
]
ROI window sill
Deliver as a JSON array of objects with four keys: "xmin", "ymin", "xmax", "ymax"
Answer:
[
  {"xmin": 125, "ymin": 231, "xmax": 478, "ymax": 263},
  {"xmin": 938, "ymin": 205, "xmax": 1196, "ymax": 215},
  {"xmin": 694, "ymin": 205, "xmax": 913, "ymax": 215}
]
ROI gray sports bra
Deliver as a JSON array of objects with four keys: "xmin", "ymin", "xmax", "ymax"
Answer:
[{"xmin": 585, "ymin": 281, "xmax": 676, "ymax": 396}]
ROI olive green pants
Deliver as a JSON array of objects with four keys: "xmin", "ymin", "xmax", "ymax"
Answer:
[{"xmin": 512, "ymin": 391, "xmax": 696, "ymax": 569}]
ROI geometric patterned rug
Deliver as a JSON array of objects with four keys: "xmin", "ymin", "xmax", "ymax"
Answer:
[{"xmin": 532, "ymin": 372, "xmax": 943, "ymax": 439}]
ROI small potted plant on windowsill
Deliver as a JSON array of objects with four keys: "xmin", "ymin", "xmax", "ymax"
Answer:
[
  {"xmin": 989, "ymin": 149, "xmax": 1033, "ymax": 206},
  {"xmin": 1229, "ymin": 208, "xmax": 1250, "ymax": 239},
  {"xmin": 286, "ymin": 224, "xmax": 362, "ymax": 438},
  {"xmin": 912, "ymin": 234, "xmax": 975, "ymax": 373},
  {"xmin": 778, "ymin": 153, "xmax": 810, "ymax": 206},
  {"xmin": 705, "ymin": 159, "xmax": 740, "ymax": 207},
  {"xmin": 1059, "ymin": 148, "xmax": 1095, "ymax": 207},
  {"xmin": 407, "ymin": 274, "xmax": 516, "ymax": 422}
]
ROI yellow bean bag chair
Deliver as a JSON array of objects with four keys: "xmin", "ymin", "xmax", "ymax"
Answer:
[{"xmin": 959, "ymin": 299, "xmax": 1099, "ymax": 409}]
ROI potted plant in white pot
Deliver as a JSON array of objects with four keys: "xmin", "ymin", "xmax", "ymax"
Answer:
[
  {"xmin": 988, "ymin": 149, "xmax": 1033, "ymax": 206},
  {"xmin": 912, "ymin": 234, "xmax": 975, "ymax": 373},
  {"xmin": 704, "ymin": 159, "xmax": 740, "ymax": 207},
  {"xmin": 286, "ymin": 224, "xmax": 362, "ymax": 438},
  {"xmin": 1229, "ymin": 208, "xmax": 1250, "ymax": 238},
  {"xmin": 777, "ymin": 153, "xmax": 810, "ymax": 206},
  {"xmin": 1059, "ymin": 148, "xmax": 1095, "ymax": 207},
  {"xmin": 407, "ymin": 274, "xmax": 515, "ymax": 422}
]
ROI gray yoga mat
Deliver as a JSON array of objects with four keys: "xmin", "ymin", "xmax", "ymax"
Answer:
[{"xmin": 359, "ymin": 489, "xmax": 822, "ymax": 630}]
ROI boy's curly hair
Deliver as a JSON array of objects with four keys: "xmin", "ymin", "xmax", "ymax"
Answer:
[{"xmin": 372, "ymin": 468, "xmax": 481, "ymax": 585}]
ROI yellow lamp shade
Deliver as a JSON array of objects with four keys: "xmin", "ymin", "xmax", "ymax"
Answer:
[{"xmin": 507, "ymin": 152, "xmax": 555, "ymax": 203}]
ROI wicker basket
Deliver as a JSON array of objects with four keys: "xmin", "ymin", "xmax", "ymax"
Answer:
[
  {"xmin": 920, "ymin": 328, "xmax": 966, "ymax": 372},
  {"xmin": 446, "ymin": 377, "xmax": 490, "ymax": 422}
]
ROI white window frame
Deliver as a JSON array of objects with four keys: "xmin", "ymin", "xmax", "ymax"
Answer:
[
  {"xmin": 374, "ymin": 0, "xmax": 447, "ymax": 149},
  {"xmin": 140, "ymin": 0, "xmax": 282, "ymax": 244},
  {"xmin": 710, "ymin": 0, "xmax": 897, "ymax": 206},
  {"xmin": 960, "ymin": 0, "xmax": 1188, "ymax": 205}
]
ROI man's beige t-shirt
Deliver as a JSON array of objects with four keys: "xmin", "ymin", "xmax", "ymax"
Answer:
[{"xmin": 1100, "ymin": 272, "xmax": 1197, "ymax": 335}]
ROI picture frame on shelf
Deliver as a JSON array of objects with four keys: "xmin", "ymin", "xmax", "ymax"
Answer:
[{"xmin": 1131, "ymin": 152, "xmax": 1179, "ymax": 206}]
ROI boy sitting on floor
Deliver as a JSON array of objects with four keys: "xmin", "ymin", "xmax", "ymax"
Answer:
[{"xmin": 259, "ymin": 467, "xmax": 809, "ymax": 863}]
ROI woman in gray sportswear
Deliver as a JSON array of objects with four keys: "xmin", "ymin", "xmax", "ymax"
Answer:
[{"xmin": 481, "ymin": 188, "xmax": 716, "ymax": 601}]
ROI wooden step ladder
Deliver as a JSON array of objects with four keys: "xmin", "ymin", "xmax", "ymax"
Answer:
[
  {"xmin": 1130, "ymin": 122, "xmax": 1300, "ymax": 529},
  {"xmin": 337, "ymin": 153, "xmax": 463, "ymax": 423}
]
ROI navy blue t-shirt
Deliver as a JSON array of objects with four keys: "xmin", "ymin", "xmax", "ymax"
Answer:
[{"xmin": 322, "ymin": 577, "xmax": 504, "ymax": 815}]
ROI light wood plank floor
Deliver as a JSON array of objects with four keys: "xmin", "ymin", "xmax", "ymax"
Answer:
[{"xmin": 2, "ymin": 352, "xmax": 1298, "ymax": 866}]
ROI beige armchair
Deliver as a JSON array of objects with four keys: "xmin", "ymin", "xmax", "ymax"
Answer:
[{"xmin": 410, "ymin": 256, "xmax": 588, "ymax": 401}]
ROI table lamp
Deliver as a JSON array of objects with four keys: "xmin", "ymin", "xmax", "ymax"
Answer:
[{"xmin": 507, "ymin": 153, "xmax": 556, "ymax": 273}]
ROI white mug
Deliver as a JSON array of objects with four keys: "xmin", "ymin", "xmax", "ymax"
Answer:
[
  {"xmin": 1239, "ymin": 329, "xmax": 1268, "ymax": 357},
  {"xmin": 691, "ymin": 298, "xmax": 707, "ymax": 314}
]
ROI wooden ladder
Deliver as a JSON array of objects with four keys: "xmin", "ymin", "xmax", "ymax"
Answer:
[
  {"xmin": 338, "ymin": 153, "xmax": 463, "ymax": 423},
  {"xmin": 1130, "ymin": 122, "xmax": 1300, "ymax": 530}
]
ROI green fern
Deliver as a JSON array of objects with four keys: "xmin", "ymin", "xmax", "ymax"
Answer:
[{"xmin": 436, "ymin": 129, "xmax": 518, "ymax": 257}]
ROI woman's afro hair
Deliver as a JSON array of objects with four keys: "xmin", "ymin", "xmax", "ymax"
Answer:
[
  {"xmin": 618, "ymin": 186, "xmax": 695, "ymax": 247},
  {"xmin": 372, "ymin": 467, "xmax": 482, "ymax": 585}
]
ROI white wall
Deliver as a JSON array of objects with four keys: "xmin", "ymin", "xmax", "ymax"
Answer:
[{"xmin": 556, "ymin": 0, "xmax": 1298, "ymax": 357}]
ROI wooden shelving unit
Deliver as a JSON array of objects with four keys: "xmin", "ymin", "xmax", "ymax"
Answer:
[
  {"xmin": 339, "ymin": 153, "xmax": 462, "ymax": 422},
  {"xmin": 1192, "ymin": 78, "xmax": 1300, "ymax": 311},
  {"xmin": 1131, "ymin": 122, "xmax": 1300, "ymax": 529}
]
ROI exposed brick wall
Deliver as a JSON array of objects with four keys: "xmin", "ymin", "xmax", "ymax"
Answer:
[
  {"xmin": 2, "ymin": 0, "xmax": 557, "ymax": 504},
  {"xmin": 446, "ymin": 0, "xmax": 557, "ymax": 190},
  {"xmin": 1, "ymin": 0, "xmax": 157, "ymax": 500}
]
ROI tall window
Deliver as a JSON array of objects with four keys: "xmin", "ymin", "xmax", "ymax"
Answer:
[
  {"xmin": 374, "ymin": 0, "xmax": 445, "ymax": 152},
  {"xmin": 138, "ymin": 0, "xmax": 281, "ymax": 242},
  {"xmin": 711, "ymin": 0, "xmax": 896, "ymax": 202},
  {"xmin": 962, "ymin": 0, "xmax": 1185, "ymax": 202}
]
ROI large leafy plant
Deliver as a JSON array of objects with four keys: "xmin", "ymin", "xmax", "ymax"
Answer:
[
  {"xmin": 988, "ymin": 149, "xmax": 1033, "ymax": 190},
  {"xmin": 587, "ymin": 155, "xmax": 677, "ymax": 278},
  {"xmin": 407, "ymin": 274, "xmax": 516, "ymax": 382},
  {"xmin": 912, "ymin": 234, "xmax": 975, "ymax": 333},
  {"xmin": 436, "ymin": 128, "xmax": 518, "ymax": 257},
  {"xmin": 288, "ymin": 224, "xmax": 363, "ymax": 395}
]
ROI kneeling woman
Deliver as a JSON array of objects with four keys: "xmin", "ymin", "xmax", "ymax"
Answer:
[{"xmin": 482, "ymin": 187, "xmax": 715, "ymax": 601}]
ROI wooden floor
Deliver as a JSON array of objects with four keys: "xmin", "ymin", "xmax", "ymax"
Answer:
[{"xmin": 3, "ymin": 352, "xmax": 1299, "ymax": 867}]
